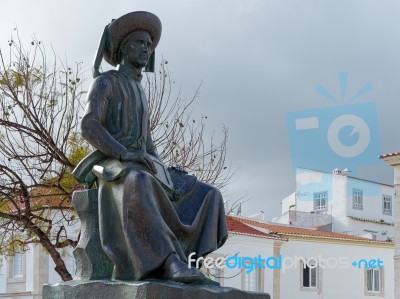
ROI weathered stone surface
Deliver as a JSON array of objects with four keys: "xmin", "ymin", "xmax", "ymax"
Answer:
[
  {"xmin": 72, "ymin": 189, "xmax": 113, "ymax": 280},
  {"xmin": 42, "ymin": 280, "xmax": 270, "ymax": 299}
]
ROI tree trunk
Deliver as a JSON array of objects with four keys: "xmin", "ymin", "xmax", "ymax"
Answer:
[{"xmin": 25, "ymin": 219, "xmax": 72, "ymax": 281}]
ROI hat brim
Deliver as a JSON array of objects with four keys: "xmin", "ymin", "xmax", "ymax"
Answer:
[{"xmin": 104, "ymin": 11, "xmax": 162, "ymax": 66}]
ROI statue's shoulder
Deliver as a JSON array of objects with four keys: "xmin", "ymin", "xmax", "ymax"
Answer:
[
  {"xmin": 95, "ymin": 70, "xmax": 123, "ymax": 81},
  {"xmin": 90, "ymin": 70, "xmax": 125, "ymax": 91}
]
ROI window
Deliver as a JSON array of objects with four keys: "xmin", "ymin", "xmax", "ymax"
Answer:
[
  {"xmin": 12, "ymin": 253, "xmax": 23, "ymax": 277},
  {"xmin": 365, "ymin": 268, "xmax": 384, "ymax": 296},
  {"xmin": 301, "ymin": 260, "xmax": 318, "ymax": 290},
  {"xmin": 353, "ymin": 188, "xmax": 363, "ymax": 210},
  {"xmin": 313, "ymin": 191, "xmax": 327, "ymax": 211},
  {"xmin": 383, "ymin": 195, "xmax": 392, "ymax": 215},
  {"xmin": 242, "ymin": 260, "xmax": 263, "ymax": 292},
  {"xmin": 244, "ymin": 267, "xmax": 261, "ymax": 292},
  {"xmin": 9, "ymin": 252, "xmax": 24, "ymax": 278}
]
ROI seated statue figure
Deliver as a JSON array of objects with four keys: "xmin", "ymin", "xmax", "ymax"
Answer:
[{"xmin": 72, "ymin": 11, "xmax": 228, "ymax": 283}]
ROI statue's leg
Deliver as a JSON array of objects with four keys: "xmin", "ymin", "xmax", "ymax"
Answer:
[
  {"xmin": 98, "ymin": 180, "xmax": 136, "ymax": 280},
  {"xmin": 99, "ymin": 169, "xmax": 188, "ymax": 280},
  {"xmin": 172, "ymin": 180, "xmax": 228, "ymax": 258}
]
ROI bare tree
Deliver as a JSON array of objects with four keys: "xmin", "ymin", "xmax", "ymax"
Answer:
[
  {"xmin": 0, "ymin": 35, "xmax": 233, "ymax": 281},
  {"xmin": 145, "ymin": 59, "xmax": 234, "ymax": 189},
  {"xmin": 0, "ymin": 31, "xmax": 86, "ymax": 281}
]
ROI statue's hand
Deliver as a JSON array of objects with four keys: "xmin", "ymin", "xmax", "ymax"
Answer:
[{"xmin": 120, "ymin": 149, "xmax": 157, "ymax": 174}]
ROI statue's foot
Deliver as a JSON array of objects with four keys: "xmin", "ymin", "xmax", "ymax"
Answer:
[{"xmin": 163, "ymin": 254, "xmax": 202, "ymax": 283}]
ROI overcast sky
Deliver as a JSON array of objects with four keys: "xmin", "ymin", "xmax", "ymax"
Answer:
[{"xmin": 1, "ymin": 0, "xmax": 400, "ymax": 220}]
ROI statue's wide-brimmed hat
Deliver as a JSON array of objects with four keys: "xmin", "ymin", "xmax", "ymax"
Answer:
[
  {"xmin": 93, "ymin": 11, "xmax": 161, "ymax": 77},
  {"xmin": 104, "ymin": 11, "xmax": 162, "ymax": 66}
]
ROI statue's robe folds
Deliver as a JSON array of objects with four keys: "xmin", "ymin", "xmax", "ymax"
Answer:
[{"xmin": 73, "ymin": 68, "xmax": 228, "ymax": 280}]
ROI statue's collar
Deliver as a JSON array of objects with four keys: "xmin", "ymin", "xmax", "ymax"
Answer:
[{"xmin": 117, "ymin": 65, "xmax": 143, "ymax": 82}]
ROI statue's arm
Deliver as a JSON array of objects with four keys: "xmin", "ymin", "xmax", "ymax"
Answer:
[
  {"xmin": 81, "ymin": 76, "xmax": 127, "ymax": 160},
  {"xmin": 81, "ymin": 77, "xmax": 157, "ymax": 172}
]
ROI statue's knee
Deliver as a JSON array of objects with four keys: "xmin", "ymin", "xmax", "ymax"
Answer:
[{"xmin": 125, "ymin": 169, "xmax": 152, "ymax": 185}]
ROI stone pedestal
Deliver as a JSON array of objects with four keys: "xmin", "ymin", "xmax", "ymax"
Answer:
[
  {"xmin": 43, "ymin": 280, "xmax": 270, "ymax": 299},
  {"xmin": 72, "ymin": 189, "xmax": 113, "ymax": 280},
  {"xmin": 63, "ymin": 185, "xmax": 271, "ymax": 298}
]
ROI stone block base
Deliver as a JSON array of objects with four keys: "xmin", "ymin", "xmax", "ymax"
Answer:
[{"xmin": 43, "ymin": 280, "xmax": 270, "ymax": 299}]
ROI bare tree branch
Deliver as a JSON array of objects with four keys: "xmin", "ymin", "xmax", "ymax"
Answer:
[
  {"xmin": 0, "ymin": 31, "xmax": 86, "ymax": 281},
  {"xmin": 145, "ymin": 59, "xmax": 235, "ymax": 190}
]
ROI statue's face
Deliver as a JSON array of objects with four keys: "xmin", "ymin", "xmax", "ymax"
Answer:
[{"xmin": 120, "ymin": 30, "xmax": 153, "ymax": 68}]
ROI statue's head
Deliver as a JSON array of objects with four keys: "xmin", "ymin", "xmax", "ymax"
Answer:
[
  {"xmin": 118, "ymin": 30, "xmax": 153, "ymax": 69},
  {"xmin": 93, "ymin": 11, "xmax": 162, "ymax": 77}
]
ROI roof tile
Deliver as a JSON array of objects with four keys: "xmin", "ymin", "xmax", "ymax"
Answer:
[
  {"xmin": 227, "ymin": 216, "xmax": 284, "ymax": 240},
  {"xmin": 229, "ymin": 216, "xmax": 392, "ymax": 244}
]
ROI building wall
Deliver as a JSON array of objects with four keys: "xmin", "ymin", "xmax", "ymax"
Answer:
[
  {"xmin": 212, "ymin": 234, "xmax": 277, "ymax": 295},
  {"xmin": 208, "ymin": 231, "xmax": 394, "ymax": 299},
  {"xmin": 335, "ymin": 219, "xmax": 394, "ymax": 240},
  {"xmin": 345, "ymin": 177, "xmax": 394, "ymax": 221},
  {"xmin": 281, "ymin": 192, "xmax": 295, "ymax": 214},
  {"xmin": 0, "ymin": 234, "xmax": 76, "ymax": 298},
  {"xmin": 0, "ymin": 245, "xmax": 46, "ymax": 299},
  {"xmin": 280, "ymin": 239, "xmax": 394, "ymax": 299},
  {"xmin": 281, "ymin": 168, "xmax": 395, "ymax": 240},
  {"xmin": 339, "ymin": 178, "xmax": 394, "ymax": 240},
  {"xmin": 289, "ymin": 210, "xmax": 331, "ymax": 227},
  {"xmin": 295, "ymin": 168, "xmax": 331, "ymax": 213},
  {"xmin": 0, "ymin": 231, "xmax": 394, "ymax": 299},
  {"xmin": 0, "ymin": 256, "xmax": 7, "ymax": 294}
]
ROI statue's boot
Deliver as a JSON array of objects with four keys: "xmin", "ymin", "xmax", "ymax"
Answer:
[{"xmin": 163, "ymin": 254, "xmax": 202, "ymax": 283}]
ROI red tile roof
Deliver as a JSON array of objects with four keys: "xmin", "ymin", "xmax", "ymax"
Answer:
[
  {"xmin": 379, "ymin": 152, "xmax": 400, "ymax": 159},
  {"xmin": 228, "ymin": 216, "xmax": 392, "ymax": 244},
  {"xmin": 6, "ymin": 188, "xmax": 71, "ymax": 213},
  {"xmin": 227, "ymin": 216, "xmax": 284, "ymax": 241}
]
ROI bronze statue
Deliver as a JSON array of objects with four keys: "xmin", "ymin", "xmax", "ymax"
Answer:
[{"xmin": 73, "ymin": 11, "xmax": 228, "ymax": 283}]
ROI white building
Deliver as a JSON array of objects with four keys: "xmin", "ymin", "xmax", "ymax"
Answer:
[
  {"xmin": 380, "ymin": 153, "xmax": 400, "ymax": 299},
  {"xmin": 214, "ymin": 215, "xmax": 394, "ymax": 299},
  {"xmin": 0, "ymin": 214, "xmax": 394, "ymax": 299},
  {"xmin": 0, "ymin": 245, "xmax": 75, "ymax": 299},
  {"xmin": 1, "ymin": 166, "xmax": 396, "ymax": 298},
  {"xmin": 275, "ymin": 168, "xmax": 395, "ymax": 241}
]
